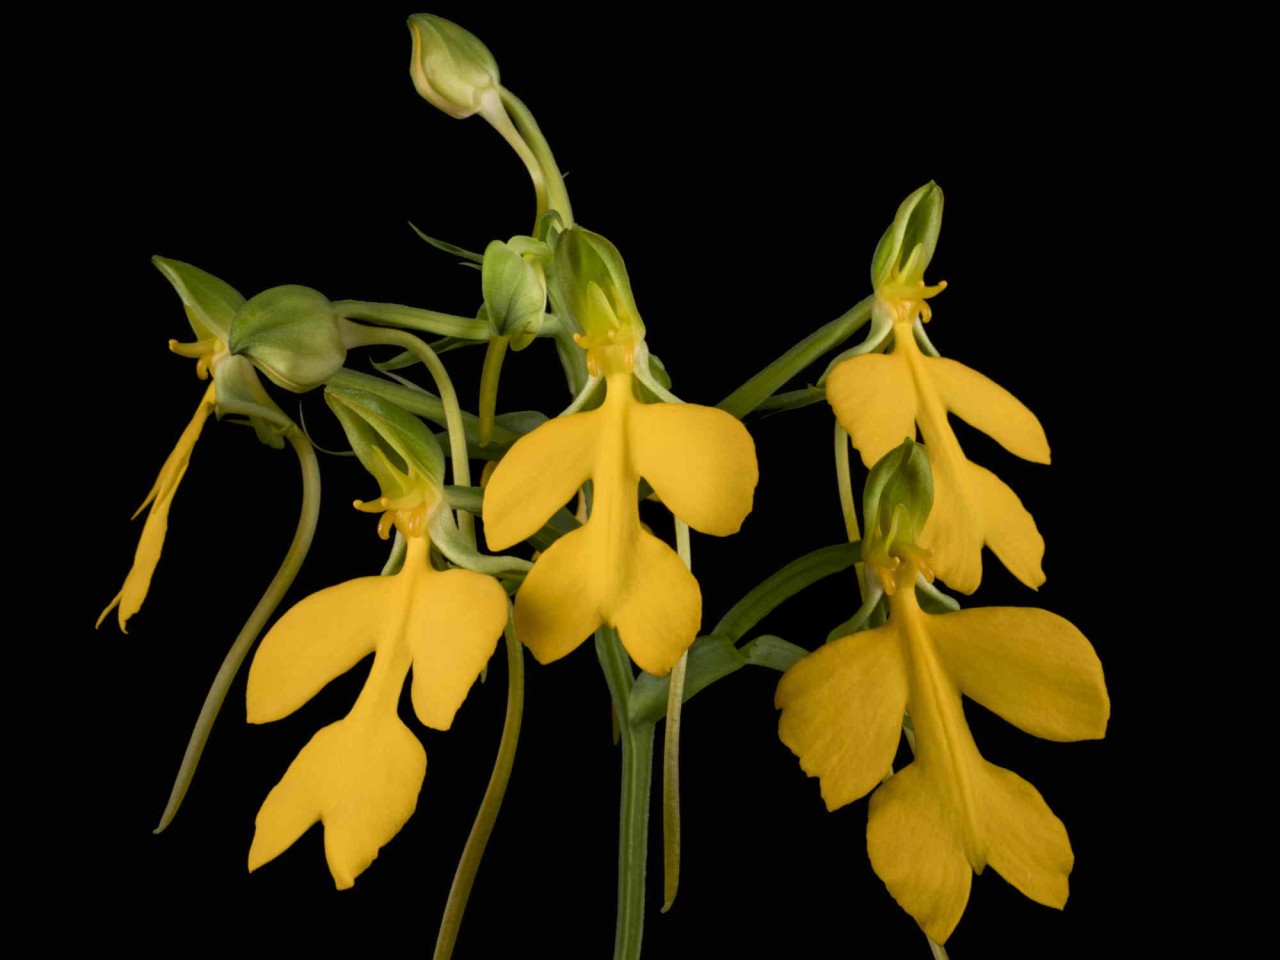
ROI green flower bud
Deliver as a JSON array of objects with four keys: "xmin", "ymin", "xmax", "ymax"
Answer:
[
  {"xmin": 553, "ymin": 227, "xmax": 645, "ymax": 345},
  {"xmin": 482, "ymin": 239, "xmax": 547, "ymax": 350},
  {"xmin": 863, "ymin": 437, "xmax": 934, "ymax": 553},
  {"xmin": 407, "ymin": 14, "xmax": 500, "ymax": 120},
  {"xmin": 870, "ymin": 181, "xmax": 944, "ymax": 291},
  {"xmin": 153, "ymin": 256, "xmax": 243, "ymax": 342},
  {"xmin": 229, "ymin": 285, "xmax": 346, "ymax": 393},
  {"xmin": 325, "ymin": 384, "xmax": 445, "ymax": 501}
]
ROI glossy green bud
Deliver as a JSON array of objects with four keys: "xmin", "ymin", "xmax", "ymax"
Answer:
[
  {"xmin": 325, "ymin": 384, "xmax": 446, "ymax": 499},
  {"xmin": 483, "ymin": 239, "xmax": 547, "ymax": 350},
  {"xmin": 153, "ymin": 256, "xmax": 243, "ymax": 342},
  {"xmin": 870, "ymin": 181, "xmax": 944, "ymax": 290},
  {"xmin": 407, "ymin": 14, "xmax": 500, "ymax": 120},
  {"xmin": 229, "ymin": 285, "xmax": 345, "ymax": 393}
]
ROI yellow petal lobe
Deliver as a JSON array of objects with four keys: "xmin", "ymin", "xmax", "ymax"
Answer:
[
  {"xmin": 968, "ymin": 462, "xmax": 1046, "ymax": 590},
  {"xmin": 609, "ymin": 528, "xmax": 701, "ymax": 677},
  {"xmin": 99, "ymin": 384, "xmax": 216, "ymax": 631},
  {"xmin": 513, "ymin": 525, "xmax": 605, "ymax": 666},
  {"xmin": 826, "ymin": 353, "xmax": 917, "ymax": 468},
  {"xmin": 482, "ymin": 409, "xmax": 598, "ymax": 551},
  {"xmin": 246, "ymin": 575, "xmax": 388, "ymax": 724},
  {"xmin": 776, "ymin": 624, "xmax": 907, "ymax": 811},
  {"xmin": 629, "ymin": 401, "xmax": 758, "ymax": 536},
  {"xmin": 927, "ymin": 357, "xmax": 1050, "ymax": 464},
  {"xmin": 919, "ymin": 445, "xmax": 986, "ymax": 594},
  {"xmin": 928, "ymin": 607, "xmax": 1109, "ymax": 742},
  {"xmin": 248, "ymin": 709, "xmax": 426, "ymax": 890},
  {"xmin": 867, "ymin": 762, "xmax": 973, "ymax": 945},
  {"xmin": 981, "ymin": 761, "xmax": 1072, "ymax": 909},
  {"xmin": 409, "ymin": 567, "xmax": 509, "ymax": 730}
]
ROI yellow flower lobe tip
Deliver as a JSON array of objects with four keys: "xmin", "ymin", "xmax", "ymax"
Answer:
[
  {"xmin": 247, "ymin": 712, "xmax": 427, "ymax": 889},
  {"xmin": 482, "ymin": 408, "xmax": 597, "ymax": 552},
  {"xmin": 629, "ymin": 401, "xmax": 758, "ymax": 537},
  {"xmin": 775, "ymin": 624, "xmax": 906, "ymax": 811},
  {"xmin": 408, "ymin": 567, "xmax": 509, "ymax": 731},
  {"xmin": 104, "ymin": 384, "xmax": 218, "ymax": 632}
]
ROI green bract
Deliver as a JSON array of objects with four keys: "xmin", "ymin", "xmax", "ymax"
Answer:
[{"xmin": 230, "ymin": 285, "xmax": 346, "ymax": 393}]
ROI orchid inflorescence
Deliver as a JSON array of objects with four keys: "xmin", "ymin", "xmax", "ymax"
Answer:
[{"xmin": 99, "ymin": 14, "xmax": 1108, "ymax": 958}]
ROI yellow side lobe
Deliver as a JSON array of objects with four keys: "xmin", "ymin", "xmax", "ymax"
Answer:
[
  {"xmin": 98, "ymin": 383, "xmax": 217, "ymax": 632},
  {"xmin": 628, "ymin": 400, "xmax": 758, "ymax": 537},
  {"xmin": 247, "ymin": 535, "xmax": 506, "ymax": 888},
  {"xmin": 775, "ymin": 624, "xmax": 907, "ymax": 811}
]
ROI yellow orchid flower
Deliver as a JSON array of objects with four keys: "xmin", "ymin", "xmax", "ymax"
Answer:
[
  {"xmin": 482, "ymin": 228, "xmax": 757, "ymax": 676},
  {"xmin": 776, "ymin": 540, "xmax": 1109, "ymax": 943},
  {"xmin": 246, "ymin": 389, "xmax": 509, "ymax": 889},
  {"xmin": 827, "ymin": 184, "xmax": 1050, "ymax": 593}
]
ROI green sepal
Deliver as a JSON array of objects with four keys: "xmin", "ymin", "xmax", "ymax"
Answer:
[
  {"xmin": 408, "ymin": 221, "xmax": 484, "ymax": 263},
  {"xmin": 482, "ymin": 240, "xmax": 546, "ymax": 349},
  {"xmin": 153, "ymin": 256, "xmax": 244, "ymax": 342},
  {"xmin": 535, "ymin": 209, "xmax": 564, "ymax": 245},
  {"xmin": 427, "ymin": 504, "xmax": 531, "ymax": 578},
  {"xmin": 324, "ymin": 383, "xmax": 445, "ymax": 494},
  {"xmin": 826, "ymin": 589, "xmax": 887, "ymax": 643},
  {"xmin": 915, "ymin": 575, "xmax": 960, "ymax": 614},
  {"xmin": 407, "ymin": 14, "xmax": 500, "ymax": 120},
  {"xmin": 646, "ymin": 352, "xmax": 672, "ymax": 390},
  {"xmin": 230, "ymin": 285, "xmax": 345, "ymax": 392},
  {"xmin": 552, "ymin": 226, "xmax": 645, "ymax": 342},
  {"xmin": 863, "ymin": 438, "xmax": 933, "ymax": 549},
  {"xmin": 711, "ymin": 541, "xmax": 862, "ymax": 644},
  {"xmin": 210, "ymin": 354, "xmax": 291, "ymax": 449},
  {"xmin": 870, "ymin": 181, "xmax": 944, "ymax": 290}
]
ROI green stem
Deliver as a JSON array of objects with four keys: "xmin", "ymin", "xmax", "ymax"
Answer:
[
  {"xmin": 433, "ymin": 617, "xmax": 525, "ymax": 960},
  {"xmin": 661, "ymin": 521, "xmax": 691, "ymax": 912},
  {"xmin": 334, "ymin": 300, "xmax": 491, "ymax": 340},
  {"xmin": 478, "ymin": 93, "xmax": 549, "ymax": 221},
  {"xmin": 833, "ymin": 423, "xmax": 868, "ymax": 608},
  {"xmin": 834, "ymin": 423, "xmax": 860, "ymax": 544},
  {"xmin": 595, "ymin": 628, "xmax": 654, "ymax": 960},
  {"xmin": 717, "ymin": 296, "xmax": 873, "ymax": 419},
  {"xmin": 500, "ymin": 87, "xmax": 574, "ymax": 226},
  {"xmin": 154, "ymin": 428, "xmax": 320, "ymax": 833},
  {"xmin": 478, "ymin": 335, "xmax": 510, "ymax": 446},
  {"xmin": 345, "ymin": 325, "xmax": 475, "ymax": 548}
]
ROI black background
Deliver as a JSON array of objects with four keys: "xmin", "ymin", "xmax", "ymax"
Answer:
[{"xmin": 52, "ymin": 5, "xmax": 1174, "ymax": 956}]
